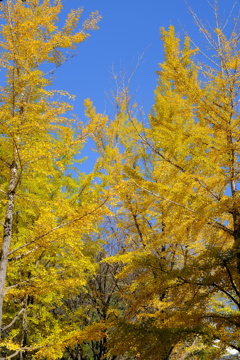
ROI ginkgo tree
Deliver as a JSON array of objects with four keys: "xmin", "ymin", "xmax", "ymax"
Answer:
[
  {"xmin": 86, "ymin": 4, "xmax": 240, "ymax": 359},
  {"xmin": 0, "ymin": 0, "xmax": 107, "ymax": 359}
]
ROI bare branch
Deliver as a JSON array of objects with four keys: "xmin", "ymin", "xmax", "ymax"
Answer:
[
  {"xmin": 186, "ymin": 3, "xmax": 218, "ymax": 51},
  {"xmin": 0, "ymin": 350, "xmax": 20, "ymax": 360},
  {"xmin": 8, "ymin": 247, "xmax": 38, "ymax": 262},
  {"xmin": 222, "ymin": 0, "xmax": 238, "ymax": 31},
  {"xmin": 2, "ymin": 308, "xmax": 24, "ymax": 331}
]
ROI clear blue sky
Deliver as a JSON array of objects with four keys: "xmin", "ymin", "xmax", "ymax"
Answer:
[{"xmin": 52, "ymin": 0, "xmax": 238, "ymax": 172}]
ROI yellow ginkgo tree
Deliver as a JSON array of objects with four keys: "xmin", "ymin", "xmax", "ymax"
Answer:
[
  {"xmin": 86, "ymin": 12, "xmax": 240, "ymax": 360},
  {"xmin": 0, "ymin": 0, "xmax": 106, "ymax": 359}
]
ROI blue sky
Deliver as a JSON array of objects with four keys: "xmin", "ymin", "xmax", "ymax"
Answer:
[{"xmin": 52, "ymin": 0, "xmax": 238, "ymax": 172}]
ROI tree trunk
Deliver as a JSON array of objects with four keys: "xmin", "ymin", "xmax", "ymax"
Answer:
[
  {"xmin": 232, "ymin": 204, "xmax": 240, "ymax": 271},
  {"xmin": 0, "ymin": 161, "xmax": 18, "ymax": 339}
]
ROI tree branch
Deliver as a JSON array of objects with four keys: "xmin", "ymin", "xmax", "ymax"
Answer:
[
  {"xmin": 224, "ymin": 261, "xmax": 240, "ymax": 298},
  {"xmin": 8, "ymin": 199, "xmax": 107, "ymax": 257},
  {"xmin": 0, "ymin": 350, "xmax": 20, "ymax": 360},
  {"xmin": 132, "ymin": 180, "xmax": 233, "ymax": 236},
  {"xmin": 2, "ymin": 308, "xmax": 24, "ymax": 331}
]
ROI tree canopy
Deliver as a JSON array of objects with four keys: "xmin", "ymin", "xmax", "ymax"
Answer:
[{"xmin": 0, "ymin": 0, "xmax": 239, "ymax": 359}]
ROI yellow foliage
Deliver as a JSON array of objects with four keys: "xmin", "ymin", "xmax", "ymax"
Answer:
[
  {"xmin": 0, "ymin": 0, "xmax": 104, "ymax": 358},
  {"xmin": 85, "ymin": 22, "xmax": 240, "ymax": 359}
]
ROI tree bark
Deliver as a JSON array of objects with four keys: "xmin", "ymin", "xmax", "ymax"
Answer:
[
  {"xmin": 233, "ymin": 210, "xmax": 240, "ymax": 275},
  {"xmin": 0, "ymin": 161, "xmax": 18, "ymax": 339}
]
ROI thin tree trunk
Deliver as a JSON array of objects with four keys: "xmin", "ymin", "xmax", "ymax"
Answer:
[
  {"xmin": 233, "ymin": 210, "xmax": 240, "ymax": 275},
  {"xmin": 0, "ymin": 161, "xmax": 18, "ymax": 339}
]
